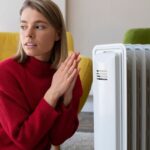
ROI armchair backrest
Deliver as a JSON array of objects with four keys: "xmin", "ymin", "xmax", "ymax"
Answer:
[
  {"xmin": 0, "ymin": 32, "xmax": 74, "ymax": 60},
  {"xmin": 0, "ymin": 32, "xmax": 19, "ymax": 60}
]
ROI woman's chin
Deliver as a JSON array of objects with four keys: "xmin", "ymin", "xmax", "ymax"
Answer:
[{"xmin": 24, "ymin": 50, "xmax": 36, "ymax": 57}]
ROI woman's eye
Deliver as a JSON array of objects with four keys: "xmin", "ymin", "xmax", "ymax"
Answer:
[
  {"xmin": 20, "ymin": 25, "xmax": 27, "ymax": 30},
  {"xmin": 35, "ymin": 25, "xmax": 45, "ymax": 30}
]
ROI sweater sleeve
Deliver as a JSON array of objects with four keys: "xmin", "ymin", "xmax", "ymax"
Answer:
[
  {"xmin": 0, "ymin": 68, "xmax": 59, "ymax": 150},
  {"xmin": 49, "ymin": 76, "xmax": 83, "ymax": 145}
]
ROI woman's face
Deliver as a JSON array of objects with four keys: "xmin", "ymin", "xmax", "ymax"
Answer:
[{"xmin": 20, "ymin": 7, "xmax": 59, "ymax": 61}]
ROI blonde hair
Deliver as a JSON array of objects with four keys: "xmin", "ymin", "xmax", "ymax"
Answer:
[{"xmin": 15, "ymin": 0, "xmax": 67, "ymax": 69}]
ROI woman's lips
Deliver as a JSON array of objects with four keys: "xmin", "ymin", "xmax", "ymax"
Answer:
[{"xmin": 25, "ymin": 42, "xmax": 37, "ymax": 48}]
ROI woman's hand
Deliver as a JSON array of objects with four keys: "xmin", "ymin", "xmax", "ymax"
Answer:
[
  {"xmin": 44, "ymin": 52, "xmax": 80, "ymax": 107},
  {"xmin": 63, "ymin": 53, "xmax": 80, "ymax": 106}
]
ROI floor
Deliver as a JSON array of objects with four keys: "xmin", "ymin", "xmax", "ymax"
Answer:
[
  {"xmin": 61, "ymin": 112, "xmax": 94, "ymax": 150},
  {"xmin": 61, "ymin": 132, "xmax": 94, "ymax": 150},
  {"xmin": 77, "ymin": 112, "xmax": 94, "ymax": 133}
]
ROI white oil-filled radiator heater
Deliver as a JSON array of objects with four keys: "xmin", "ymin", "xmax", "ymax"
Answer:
[{"xmin": 92, "ymin": 43, "xmax": 150, "ymax": 150}]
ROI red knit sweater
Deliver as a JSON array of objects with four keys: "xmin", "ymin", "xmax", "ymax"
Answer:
[{"xmin": 0, "ymin": 57, "xmax": 82, "ymax": 150}]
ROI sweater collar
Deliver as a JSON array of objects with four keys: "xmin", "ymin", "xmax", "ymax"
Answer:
[{"xmin": 25, "ymin": 57, "xmax": 55, "ymax": 77}]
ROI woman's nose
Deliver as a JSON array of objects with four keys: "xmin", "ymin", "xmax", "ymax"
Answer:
[{"xmin": 26, "ymin": 27, "xmax": 34, "ymax": 38}]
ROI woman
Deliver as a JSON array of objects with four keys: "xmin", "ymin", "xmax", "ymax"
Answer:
[{"xmin": 0, "ymin": 0, "xmax": 82, "ymax": 150}]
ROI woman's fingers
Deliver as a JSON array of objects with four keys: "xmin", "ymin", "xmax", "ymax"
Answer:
[
  {"xmin": 62, "ymin": 52, "xmax": 80, "ymax": 74},
  {"xmin": 49, "ymin": 53, "xmax": 80, "ymax": 100},
  {"xmin": 64, "ymin": 52, "xmax": 80, "ymax": 66},
  {"xmin": 66, "ymin": 60, "xmax": 77, "ymax": 76},
  {"xmin": 67, "ymin": 68, "xmax": 78, "ymax": 83}
]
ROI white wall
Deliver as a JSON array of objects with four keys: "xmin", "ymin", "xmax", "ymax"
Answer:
[
  {"xmin": 0, "ymin": 0, "xmax": 66, "ymax": 32},
  {"xmin": 1, "ymin": 0, "xmax": 150, "ymax": 58},
  {"xmin": 0, "ymin": 0, "xmax": 23, "ymax": 32},
  {"xmin": 52, "ymin": 0, "xmax": 66, "ymax": 22},
  {"xmin": 67, "ymin": 0, "xmax": 150, "ymax": 57}
]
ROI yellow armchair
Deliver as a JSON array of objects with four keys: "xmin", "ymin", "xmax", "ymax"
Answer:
[
  {"xmin": 0, "ymin": 32, "xmax": 19, "ymax": 60},
  {"xmin": 0, "ymin": 32, "xmax": 92, "ymax": 111}
]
